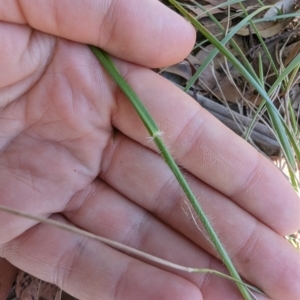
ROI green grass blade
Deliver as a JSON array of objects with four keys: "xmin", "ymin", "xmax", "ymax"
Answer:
[
  {"xmin": 255, "ymin": 12, "xmax": 300, "ymax": 22},
  {"xmin": 169, "ymin": 0, "xmax": 296, "ymax": 171},
  {"xmin": 244, "ymin": 60, "xmax": 289, "ymax": 141},
  {"xmin": 189, "ymin": 0, "xmax": 259, "ymax": 83},
  {"xmin": 245, "ymin": 54, "xmax": 300, "ymax": 171},
  {"xmin": 89, "ymin": 45, "xmax": 253, "ymax": 300},
  {"xmin": 258, "ymin": 53, "xmax": 264, "ymax": 84},
  {"xmin": 177, "ymin": 1, "xmax": 295, "ymax": 176},
  {"xmin": 174, "ymin": 2, "xmax": 272, "ymax": 91},
  {"xmin": 238, "ymin": 3, "xmax": 279, "ymax": 76},
  {"xmin": 268, "ymin": 54, "xmax": 300, "ymax": 96}
]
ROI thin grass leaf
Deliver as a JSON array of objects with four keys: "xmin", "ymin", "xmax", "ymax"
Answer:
[
  {"xmin": 182, "ymin": 3, "xmax": 272, "ymax": 91},
  {"xmin": 184, "ymin": 1, "xmax": 299, "ymax": 191},
  {"xmin": 245, "ymin": 53, "xmax": 300, "ymax": 172},
  {"xmin": 238, "ymin": 3, "xmax": 279, "ymax": 76},
  {"xmin": 169, "ymin": 0, "xmax": 295, "ymax": 173},
  {"xmin": 190, "ymin": 0, "xmax": 259, "ymax": 82},
  {"xmin": 246, "ymin": 54, "xmax": 300, "ymax": 140},
  {"xmin": 285, "ymin": 65, "xmax": 300, "ymax": 93},
  {"xmin": 288, "ymin": 100, "xmax": 299, "ymax": 136},
  {"xmin": 89, "ymin": 45, "xmax": 254, "ymax": 300},
  {"xmin": 258, "ymin": 53, "xmax": 264, "ymax": 84},
  {"xmin": 255, "ymin": 12, "xmax": 300, "ymax": 22}
]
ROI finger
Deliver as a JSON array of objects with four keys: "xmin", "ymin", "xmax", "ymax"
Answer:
[
  {"xmin": 107, "ymin": 59, "xmax": 300, "ymax": 236},
  {"xmin": 0, "ymin": 0, "xmax": 195, "ymax": 67},
  {"xmin": 98, "ymin": 131, "xmax": 300, "ymax": 300},
  {"xmin": 1, "ymin": 215, "xmax": 203, "ymax": 300}
]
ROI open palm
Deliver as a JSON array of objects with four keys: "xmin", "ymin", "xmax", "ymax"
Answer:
[{"xmin": 0, "ymin": 1, "xmax": 300, "ymax": 300}]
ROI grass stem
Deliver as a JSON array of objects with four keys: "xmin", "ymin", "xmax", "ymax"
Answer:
[{"xmin": 89, "ymin": 45, "xmax": 253, "ymax": 300}]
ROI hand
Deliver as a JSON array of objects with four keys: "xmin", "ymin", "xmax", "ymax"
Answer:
[{"xmin": 0, "ymin": 1, "xmax": 299, "ymax": 299}]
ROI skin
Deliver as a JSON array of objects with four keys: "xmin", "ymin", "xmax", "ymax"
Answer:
[{"xmin": 0, "ymin": 0, "xmax": 300, "ymax": 299}]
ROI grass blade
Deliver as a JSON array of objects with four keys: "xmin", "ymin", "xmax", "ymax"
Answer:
[
  {"xmin": 168, "ymin": 0, "xmax": 296, "ymax": 173},
  {"xmin": 89, "ymin": 45, "xmax": 253, "ymax": 300}
]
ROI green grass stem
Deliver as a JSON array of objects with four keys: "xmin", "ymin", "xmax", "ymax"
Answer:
[
  {"xmin": 89, "ymin": 45, "xmax": 253, "ymax": 300},
  {"xmin": 238, "ymin": 3, "xmax": 279, "ymax": 77}
]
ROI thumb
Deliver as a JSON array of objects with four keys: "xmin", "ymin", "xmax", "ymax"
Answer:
[{"xmin": 1, "ymin": 0, "xmax": 195, "ymax": 67}]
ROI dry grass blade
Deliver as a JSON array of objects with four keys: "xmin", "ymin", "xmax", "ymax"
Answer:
[{"xmin": 0, "ymin": 204, "xmax": 266, "ymax": 297}]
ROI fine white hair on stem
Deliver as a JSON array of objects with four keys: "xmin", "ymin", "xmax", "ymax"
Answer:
[
  {"xmin": 145, "ymin": 130, "xmax": 164, "ymax": 145},
  {"xmin": 152, "ymin": 130, "xmax": 164, "ymax": 138},
  {"xmin": 90, "ymin": 45, "xmax": 257, "ymax": 299},
  {"xmin": 182, "ymin": 200, "xmax": 216, "ymax": 249}
]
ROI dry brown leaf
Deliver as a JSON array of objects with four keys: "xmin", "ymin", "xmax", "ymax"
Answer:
[
  {"xmin": 184, "ymin": 4, "xmax": 223, "ymax": 18},
  {"xmin": 162, "ymin": 54, "xmax": 221, "ymax": 91},
  {"xmin": 203, "ymin": 0, "xmax": 260, "ymax": 9},
  {"xmin": 211, "ymin": 74, "xmax": 264, "ymax": 105},
  {"xmin": 163, "ymin": 60, "xmax": 192, "ymax": 81},
  {"xmin": 186, "ymin": 54, "xmax": 222, "ymax": 91},
  {"xmin": 195, "ymin": 44, "xmax": 226, "ymax": 68},
  {"xmin": 201, "ymin": 17, "xmax": 231, "ymax": 39},
  {"xmin": 237, "ymin": 0, "xmax": 295, "ymax": 38},
  {"xmin": 197, "ymin": 67, "xmax": 222, "ymax": 91},
  {"xmin": 15, "ymin": 271, "xmax": 61, "ymax": 300},
  {"xmin": 212, "ymin": 76, "xmax": 242, "ymax": 102},
  {"xmin": 195, "ymin": 36, "xmax": 246, "ymax": 70},
  {"xmin": 283, "ymin": 39, "xmax": 300, "ymax": 66},
  {"xmin": 230, "ymin": 35, "xmax": 249, "ymax": 57},
  {"xmin": 237, "ymin": 20, "xmax": 285, "ymax": 38},
  {"xmin": 246, "ymin": 93, "xmax": 264, "ymax": 106}
]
